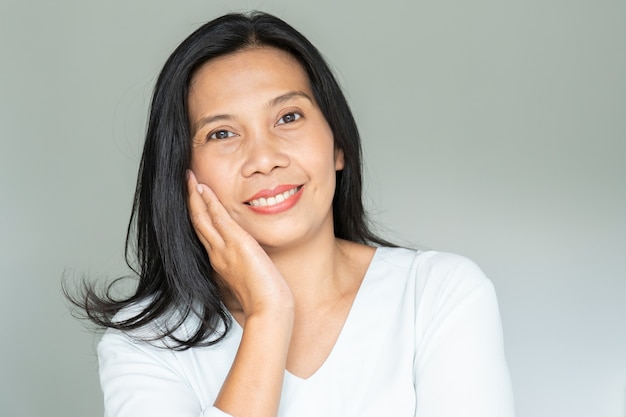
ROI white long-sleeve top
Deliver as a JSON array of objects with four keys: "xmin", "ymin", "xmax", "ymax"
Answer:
[{"xmin": 98, "ymin": 248, "xmax": 515, "ymax": 417}]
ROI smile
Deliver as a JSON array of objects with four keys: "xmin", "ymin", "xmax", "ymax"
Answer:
[{"xmin": 246, "ymin": 185, "xmax": 303, "ymax": 207}]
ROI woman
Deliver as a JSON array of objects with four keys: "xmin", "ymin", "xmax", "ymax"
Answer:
[{"xmin": 76, "ymin": 11, "xmax": 515, "ymax": 417}]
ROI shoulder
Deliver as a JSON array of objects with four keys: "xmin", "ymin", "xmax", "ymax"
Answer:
[
  {"xmin": 391, "ymin": 250, "xmax": 503, "ymax": 344},
  {"xmin": 412, "ymin": 250, "xmax": 491, "ymax": 292},
  {"xmin": 373, "ymin": 247, "xmax": 495, "ymax": 311},
  {"xmin": 374, "ymin": 247, "xmax": 490, "ymax": 287},
  {"xmin": 403, "ymin": 252, "xmax": 514, "ymax": 415}
]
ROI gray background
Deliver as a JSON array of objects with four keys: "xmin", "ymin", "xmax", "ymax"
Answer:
[{"xmin": 1, "ymin": 0, "xmax": 624, "ymax": 416}]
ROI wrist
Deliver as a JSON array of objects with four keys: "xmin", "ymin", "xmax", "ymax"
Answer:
[{"xmin": 246, "ymin": 302, "xmax": 295, "ymax": 328}]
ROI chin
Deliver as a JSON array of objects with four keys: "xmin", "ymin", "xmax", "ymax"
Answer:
[
  {"xmin": 255, "ymin": 235, "xmax": 304, "ymax": 252},
  {"xmin": 249, "ymin": 228, "xmax": 313, "ymax": 253}
]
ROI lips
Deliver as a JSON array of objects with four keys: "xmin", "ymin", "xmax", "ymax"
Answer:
[
  {"xmin": 243, "ymin": 184, "xmax": 304, "ymax": 214},
  {"xmin": 245, "ymin": 185, "xmax": 303, "ymax": 207}
]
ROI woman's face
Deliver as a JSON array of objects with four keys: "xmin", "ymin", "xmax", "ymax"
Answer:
[{"xmin": 188, "ymin": 47, "xmax": 344, "ymax": 250}]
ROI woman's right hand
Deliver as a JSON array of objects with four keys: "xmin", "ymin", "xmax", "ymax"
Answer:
[
  {"xmin": 187, "ymin": 170, "xmax": 294, "ymax": 417},
  {"xmin": 187, "ymin": 170, "xmax": 294, "ymax": 319}
]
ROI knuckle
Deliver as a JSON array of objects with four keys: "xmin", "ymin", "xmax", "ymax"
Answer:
[
  {"xmin": 211, "ymin": 216, "xmax": 228, "ymax": 232},
  {"xmin": 189, "ymin": 212, "xmax": 204, "ymax": 230},
  {"xmin": 209, "ymin": 257, "xmax": 225, "ymax": 272}
]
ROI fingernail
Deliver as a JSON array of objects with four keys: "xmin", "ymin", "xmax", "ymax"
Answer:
[{"xmin": 196, "ymin": 184, "xmax": 204, "ymax": 194}]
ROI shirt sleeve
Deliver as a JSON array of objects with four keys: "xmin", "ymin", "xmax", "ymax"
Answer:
[
  {"xmin": 98, "ymin": 329, "xmax": 232, "ymax": 417},
  {"xmin": 413, "ymin": 254, "xmax": 515, "ymax": 417}
]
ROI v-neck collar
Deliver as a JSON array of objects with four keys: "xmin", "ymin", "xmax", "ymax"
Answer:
[
  {"xmin": 226, "ymin": 247, "xmax": 384, "ymax": 383},
  {"xmin": 288, "ymin": 247, "xmax": 385, "ymax": 382}
]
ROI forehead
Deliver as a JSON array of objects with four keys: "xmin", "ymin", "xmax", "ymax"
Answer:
[{"xmin": 189, "ymin": 47, "xmax": 312, "ymax": 98}]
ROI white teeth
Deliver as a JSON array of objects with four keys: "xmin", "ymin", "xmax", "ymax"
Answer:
[{"xmin": 248, "ymin": 187, "xmax": 299, "ymax": 207}]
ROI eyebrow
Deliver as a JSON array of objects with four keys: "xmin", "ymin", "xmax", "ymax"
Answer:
[
  {"xmin": 191, "ymin": 114, "xmax": 235, "ymax": 135},
  {"xmin": 269, "ymin": 90, "xmax": 313, "ymax": 107},
  {"xmin": 191, "ymin": 90, "xmax": 314, "ymax": 135}
]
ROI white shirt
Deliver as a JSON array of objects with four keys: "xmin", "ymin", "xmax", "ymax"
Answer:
[{"xmin": 98, "ymin": 248, "xmax": 515, "ymax": 417}]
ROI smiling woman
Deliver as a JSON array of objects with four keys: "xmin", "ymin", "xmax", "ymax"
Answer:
[
  {"xmin": 188, "ymin": 47, "xmax": 342, "ymax": 250},
  {"xmin": 67, "ymin": 11, "xmax": 515, "ymax": 417}
]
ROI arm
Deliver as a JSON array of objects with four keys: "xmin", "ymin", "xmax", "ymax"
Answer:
[
  {"xmin": 98, "ymin": 296, "xmax": 292, "ymax": 417},
  {"xmin": 187, "ymin": 171, "xmax": 294, "ymax": 417},
  {"xmin": 98, "ymin": 329, "xmax": 231, "ymax": 417},
  {"xmin": 414, "ymin": 257, "xmax": 515, "ymax": 417},
  {"xmin": 99, "ymin": 172, "xmax": 293, "ymax": 417}
]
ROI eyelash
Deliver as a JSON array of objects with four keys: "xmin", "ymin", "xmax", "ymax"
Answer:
[
  {"xmin": 276, "ymin": 111, "xmax": 302, "ymax": 125},
  {"xmin": 204, "ymin": 111, "xmax": 302, "ymax": 141},
  {"xmin": 207, "ymin": 129, "xmax": 237, "ymax": 140}
]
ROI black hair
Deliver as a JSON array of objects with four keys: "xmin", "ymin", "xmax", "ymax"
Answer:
[{"xmin": 67, "ymin": 11, "xmax": 394, "ymax": 349}]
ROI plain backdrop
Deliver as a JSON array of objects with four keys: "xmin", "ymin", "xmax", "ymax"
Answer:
[{"xmin": 1, "ymin": 0, "xmax": 624, "ymax": 416}]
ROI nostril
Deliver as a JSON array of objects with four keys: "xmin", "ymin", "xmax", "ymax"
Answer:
[{"xmin": 241, "ymin": 141, "xmax": 290, "ymax": 177}]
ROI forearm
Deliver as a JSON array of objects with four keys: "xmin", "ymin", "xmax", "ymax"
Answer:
[{"xmin": 214, "ymin": 309, "xmax": 294, "ymax": 417}]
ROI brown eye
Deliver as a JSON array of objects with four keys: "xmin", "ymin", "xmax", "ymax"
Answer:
[
  {"xmin": 276, "ymin": 112, "xmax": 302, "ymax": 125},
  {"xmin": 209, "ymin": 130, "xmax": 237, "ymax": 140}
]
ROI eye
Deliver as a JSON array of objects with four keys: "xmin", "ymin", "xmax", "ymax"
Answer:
[
  {"xmin": 208, "ymin": 129, "xmax": 237, "ymax": 140},
  {"xmin": 276, "ymin": 112, "xmax": 302, "ymax": 126}
]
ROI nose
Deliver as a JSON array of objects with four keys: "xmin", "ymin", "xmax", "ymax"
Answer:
[{"xmin": 240, "ymin": 131, "xmax": 290, "ymax": 177}]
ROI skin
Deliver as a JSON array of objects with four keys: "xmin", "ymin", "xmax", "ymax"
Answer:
[{"xmin": 186, "ymin": 47, "xmax": 376, "ymax": 417}]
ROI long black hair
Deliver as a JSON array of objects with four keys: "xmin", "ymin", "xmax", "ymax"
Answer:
[{"xmin": 68, "ymin": 11, "xmax": 393, "ymax": 349}]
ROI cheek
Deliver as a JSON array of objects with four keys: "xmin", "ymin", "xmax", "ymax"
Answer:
[
  {"xmin": 191, "ymin": 153, "xmax": 230, "ymax": 193},
  {"xmin": 190, "ymin": 159, "xmax": 247, "ymax": 222}
]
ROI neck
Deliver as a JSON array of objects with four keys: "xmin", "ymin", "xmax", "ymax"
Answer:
[
  {"xmin": 265, "ymin": 234, "xmax": 348, "ymax": 310},
  {"xmin": 221, "ymin": 218, "xmax": 376, "ymax": 320}
]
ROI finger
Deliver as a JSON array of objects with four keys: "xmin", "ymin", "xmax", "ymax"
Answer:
[
  {"xmin": 187, "ymin": 170, "xmax": 223, "ymax": 249},
  {"xmin": 194, "ymin": 182, "xmax": 249, "ymax": 246},
  {"xmin": 188, "ymin": 171, "xmax": 250, "ymax": 247}
]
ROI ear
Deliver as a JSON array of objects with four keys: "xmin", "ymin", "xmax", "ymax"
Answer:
[{"xmin": 334, "ymin": 147, "xmax": 345, "ymax": 171}]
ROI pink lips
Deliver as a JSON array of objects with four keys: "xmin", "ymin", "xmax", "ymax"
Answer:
[{"xmin": 244, "ymin": 184, "xmax": 304, "ymax": 214}]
